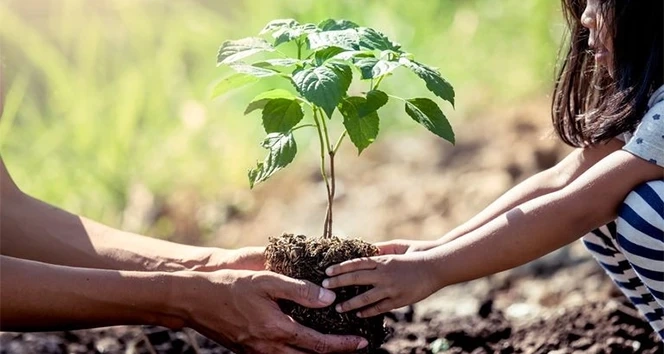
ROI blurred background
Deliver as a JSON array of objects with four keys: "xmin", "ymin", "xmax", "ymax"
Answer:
[{"xmin": 0, "ymin": 0, "xmax": 570, "ymax": 248}]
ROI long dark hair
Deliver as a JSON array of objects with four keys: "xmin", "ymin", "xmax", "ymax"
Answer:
[{"xmin": 553, "ymin": 0, "xmax": 663, "ymax": 147}]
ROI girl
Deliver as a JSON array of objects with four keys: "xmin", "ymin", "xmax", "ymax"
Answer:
[{"xmin": 323, "ymin": 0, "xmax": 664, "ymax": 339}]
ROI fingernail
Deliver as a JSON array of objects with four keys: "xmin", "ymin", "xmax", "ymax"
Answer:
[
  {"xmin": 357, "ymin": 339, "xmax": 368, "ymax": 350},
  {"xmin": 322, "ymin": 279, "xmax": 330, "ymax": 288},
  {"xmin": 356, "ymin": 312, "xmax": 363, "ymax": 318},
  {"xmin": 318, "ymin": 288, "xmax": 335, "ymax": 303},
  {"xmin": 325, "ymin": 267, "xmax": 334, "ymax": 276},
  {"xmin": 335, "ymin": 304, "xmax": 343, "ymax": 312}
]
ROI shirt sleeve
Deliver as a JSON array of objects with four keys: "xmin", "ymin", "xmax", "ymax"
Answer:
[{"xmin": 623, "ymin": 102, "xmax": 664, "ymax": 168}]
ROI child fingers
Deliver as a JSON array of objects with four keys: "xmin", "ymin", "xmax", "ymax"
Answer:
[
  {"xmin": 335, "ymin": 288, "xmax": 386, "ymax": 313},
  {"xmin": 325, "ymin": 257, "xmax": 377, "ymax": 276},
  {"xmin": 357, "ymin": 299, "xmax": 397, "ymax": 318},
  {"xmin": 374, "ymin": 241, "xmax": 406, "ymax": 255},
  {"xmin": 322, "ymin": 270, "xmax": 378, "ymax": 289}
]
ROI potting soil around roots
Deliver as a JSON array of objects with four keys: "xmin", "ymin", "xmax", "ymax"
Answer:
[{"xmin": 2, "ymin": 104, "xmax": 663, "ymax": 353}]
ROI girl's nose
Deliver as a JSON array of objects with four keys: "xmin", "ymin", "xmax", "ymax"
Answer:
[{"xmin": 580, "ymin": 10, "xmax": 596, "ymax": 30}]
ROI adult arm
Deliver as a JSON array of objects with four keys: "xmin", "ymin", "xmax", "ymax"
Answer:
[
  {"xmin": 0, "ymin": 157, "xmax": 261, "ymax": 272},
  {"xmin": 0, "ymin": 255, "xmax": 367, "ymax": 353}
]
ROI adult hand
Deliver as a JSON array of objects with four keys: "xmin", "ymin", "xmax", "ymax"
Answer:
[{"xmin": 176, "ymin": 269, "xmax": 368, "ymax": 354}]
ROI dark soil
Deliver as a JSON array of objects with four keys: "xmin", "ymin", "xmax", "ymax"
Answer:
[
  {"xmin": 383, "ymin": 298, "xmax": 663, "ymax": 354},
  {"xmin": 264, "ymin": 234, "xmax": 388, "ymax": 351},
  {"xmin": 2, "ymin": 294, "xmax": 660, "ymax": 354}
]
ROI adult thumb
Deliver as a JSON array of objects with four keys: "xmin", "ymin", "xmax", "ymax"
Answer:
[{"xmin": 267, "ymin": 273, "xmax": 337, "ymax": 308}]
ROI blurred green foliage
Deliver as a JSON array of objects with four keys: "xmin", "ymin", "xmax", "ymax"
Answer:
[{"xmin": 0, "ymin": 0, "xmax": 563, "ymax": 230}]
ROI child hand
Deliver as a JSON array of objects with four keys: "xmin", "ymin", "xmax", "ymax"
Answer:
[
  {"xmin": 374, "ymin": 239, "xmax": 440, "ymax": 255},
  {"xmin": 322, "ymin": 253, "xmax": 439, "ymax": 318}
]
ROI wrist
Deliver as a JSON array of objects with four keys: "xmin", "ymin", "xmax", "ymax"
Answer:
[
  {"xmin": 423, "ymin": 249, "xmax": 451, "ymax": 291},
  {"xmin": 137, "ymin": 271, "xmax": 190, "ymax": 329},
  {"xmin": 162, "ymin": 271, "xmax": 200, "ymax": 327},
  {"xmin": 166, "ymin": 269, "xmax": 239, "ymax": 327}
]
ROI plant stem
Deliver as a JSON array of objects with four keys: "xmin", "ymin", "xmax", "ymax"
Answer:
[
  {"xmin": 327, "ymin": 130, "xmax": 349, "ymax": 237},
  {"xmin": 292, "ymin": 123, "xmax": 316, "ymax": 131},
  {"xmin": 297, "ymin": 40, "xmax": 302, "ymax": 60},
  {"xmin": 319, "ymin": 110, "xmax": 333, "ymax": 152},
  {"xmin": 332, "ymin": 130, "xmax": 347, "ymax": 156},
  {"xmin": 312, "ymin": 107, "xmax": 333, "ymax": 238},
  {"xmin": 327, "ymin": 147, "xmax": 336, "ymax": 238},
  {"xmin": 318, "ymin": 110, "xmax": 337, "ymax": 238},
  {"xmin": 372, "ymin": 75, "xmax": 385, "ymax": 90}
]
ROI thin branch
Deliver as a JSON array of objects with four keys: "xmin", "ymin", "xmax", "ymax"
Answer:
[
  {"xmin": 312, "ymin": 107, "xmax": 332, "ymax": 238},
  {"xmin": 296, "ymin": 39, "xmax": 302, "ymax": 60},
  {"xmin": 292, "ymin": 124, "xmax": 316, "ymax": 131},
  {"xmin": 327, "ymin": 149, "xmax": 336, "ymax": 238},
  {"xmin": 319, "ymin": 110, "xmax": 333, "ymax": 153},
  {"xmin": 332, "ymin": 130, "xmax": 347, "ymax": 156},
  {"xmin": 372, "ymin": 75, "xmax": 385, "ymax": 90}
]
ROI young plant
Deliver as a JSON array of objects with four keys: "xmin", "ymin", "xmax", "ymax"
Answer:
[
  {"xmin": 214, "ymin": 18, "xmax": 455, "ymax": 239},
  {"xmin": 213, "ymin": 18, "xmax": 455, "ymax": 350}
]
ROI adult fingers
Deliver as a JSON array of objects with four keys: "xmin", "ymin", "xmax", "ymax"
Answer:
[
  {"xmin": 325, "ymin": 257, "xmax": 378, "ymax": 276},
  {"xmin": 262, "ymin": 272, "xmax": 336, "ymax": 308},
  {"xmin": 335, "ymin": 288, "xmax": 387, "ymax": 313},
  {"xmin": 247, "ymin": 343, "xmax": 309, "ymax": 354},
  {"xmin": 322, "ymin": 270, "xmax": 380, "ymax": 289},
  {"xmin": 284, "ymin": 318, "xmax": 368, "ymax": 353}
]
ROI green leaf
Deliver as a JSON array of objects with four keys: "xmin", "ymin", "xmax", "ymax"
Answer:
[
  {"xmin": 371, "ymin": 60, "xmax": 400, "ymax": 78},
  {"xmin": 404, "ymin": 98, "xmax": 455, "ymax": 144},
  {"xmin": 261, "ymin": 99, "xmax": 304, "ymax": 133},
  {"xmin": 273, "ymin": 23, "xmax": 319, "ymax": 47},
  {"xmin": 313, "ymin": 46, "xmax": 347, "ymax": 66},
  {"xmin": 358, "ymin": 28, "xmax": 401, "ymax": 52},
  {"xmin": 318, "ymin": 19, "xmax": 359, "ymax": 31},
  {"xmin": 354, "ymin": 58, "xmax": 378, "ymax": 80},
  {"xmin": 217, "ymin": 37, "xmax": 274, "ymax": 65},
  {"xmin": 292, "ymin": 62, "xmax": 352, "ymax": 118},
  {"xmin": 245, "ymin": 89, "xmax": 297, "ymax": 115},
  {"xmin": 364, "ymin": 90, "xmax": 389, "ymax": 115},
  {"xmin": 401, "ymin": 59, "xmax": 455, "ymax": 106},
  {"xmin": 260, "ymin": 19, "xmax": 300, "ymax": 34},
  {"xmin": 210, "ymin": 73, "xmax": 259, "ymax": 98},
  {"xmin": 253, "ymin": 58, "xmax": 302, "ymax": 68},
  {"xmin": 260, "ymin": 19, "xmax": 314, "ymax": 47},
  {"xmin": 307, "ymin": 29, "xmax": 360, "ymax": 51},
  {"xmin": 354, "ymin": 58, "xmax": 400, "ymax": 80},
  {"xmin": 248, "ymin": 132, "xmax": 297, "ymax": 188},
  {"xmin": 339, "ymin": 96, "xmax": 380, "ymax": 154},
  {"xmin": 229, "ymin": 64, "xmax": 280, "ymax": 78},
  {"xmin": 332, "ymin": 50, "xmax": 375, "ymax": 61}
]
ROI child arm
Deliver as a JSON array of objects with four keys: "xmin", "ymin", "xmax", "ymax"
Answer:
[
  {"xmin": 377, "ymin": 139, "xmax": 623, "ymax": 254},
  {"xmin": 326, "ymin": 149, "xmax": 662, "ymax": 317}
]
